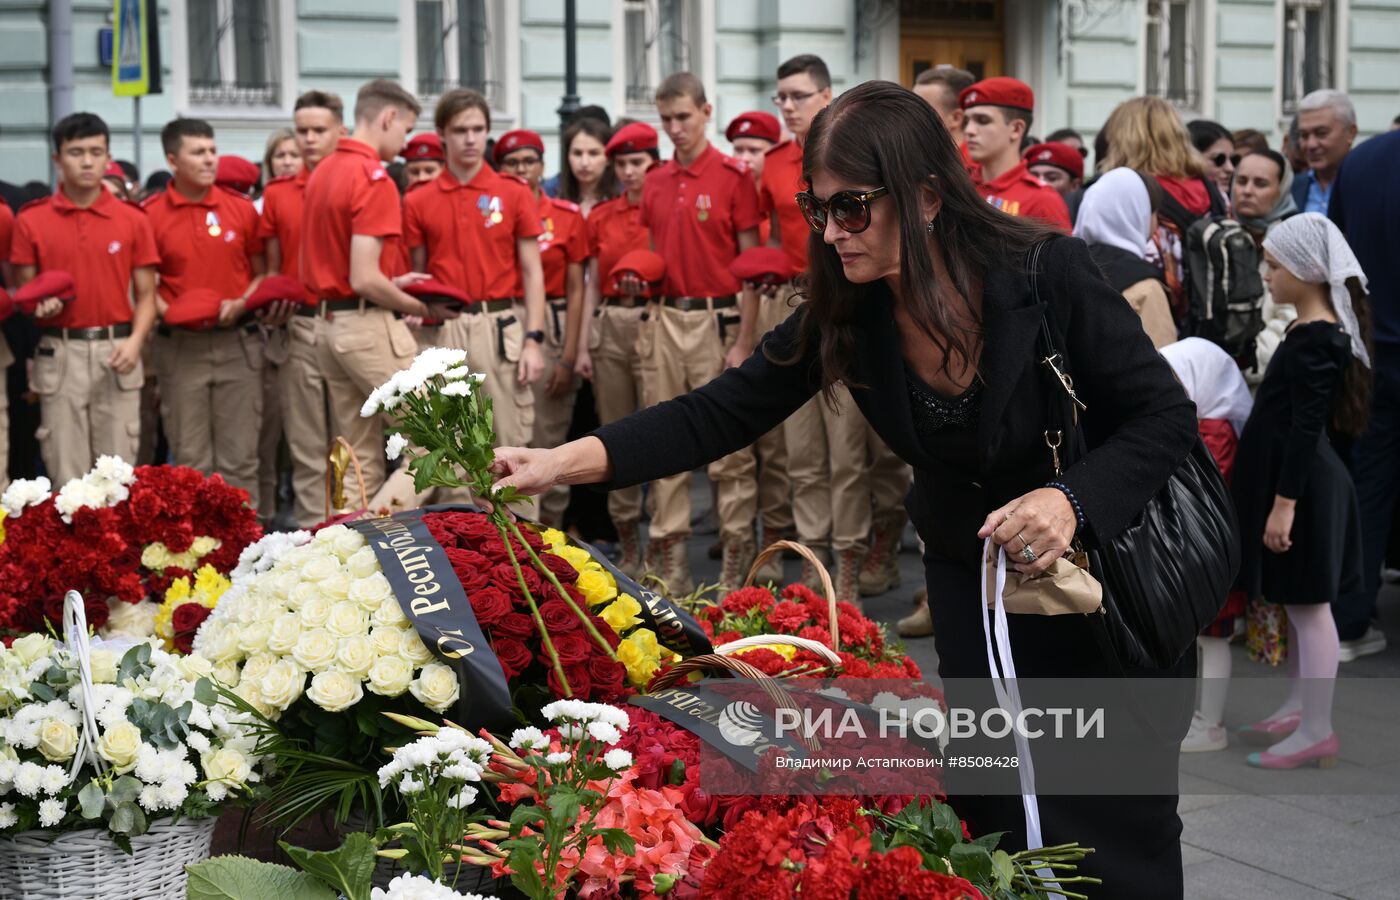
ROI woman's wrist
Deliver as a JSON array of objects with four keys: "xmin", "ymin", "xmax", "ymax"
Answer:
[
  {"xmin": 1045, "ymin": 481, "xmax": 1085, "ymax": 533},
  {"xmin": 1272, "ymin": 494, "xmax": 1297, "ymax": 510},
  {"xmin": 556, "ymin": 436, "xmax": 612, "ymax": 485}
]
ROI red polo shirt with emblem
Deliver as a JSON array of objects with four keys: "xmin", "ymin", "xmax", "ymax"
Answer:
[
  {"xmin": 534, "ymin": 194, "xmax": 589, "ymax": 298},
  {"xmin": 302, "ymin": 138, "xmax": 405, "ymax": 300},
  {"xmin": 587, "ymin": 196, "xmax": 648, "ymax": 298},
  {"xmin": 10, "ymin": 187, "xmax": 159, "ymax": 328},
  {"xmin": 758, "ymin": 139, "xmax": 810, "ymax": 274},
  {"xmin": 257, "ymin": 168, "xmax": 309, "ymax": 279},
  {"xmin": 0, "ymin": 202, "xmax": 13, "ymax": 275},
  {"xmin": 639, "ymin": 142, "xmax": 762, "ymax": 298},
  {"xmin": 403, "ymin": 164, "xmax": 541, "ymax": 302},
  {"xmin": 144, "ymin": 184, "xmax": 263, "ymax": 308},
  {"xmin": 971, "ymin": 161, "xmax": 1072, "ymax": 233}
]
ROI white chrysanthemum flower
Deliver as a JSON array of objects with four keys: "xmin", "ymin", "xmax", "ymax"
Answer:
[
  {"xmin": 446, "ymin": 785, "xmax": 477, "ymax": 810},
  {"xmin": 385, "ymin": 433, "xmax": 409, "ymax": 461},
  {"xmin": 370, "ymin": 873, "xmax": 485, "ymax": 900},
  {"xmin": 397, "ymin": 775, "xmax": 424, "ymax": 794},
  {"xmin": 603, "ymin": 748, "xmax": 633, "ymax": 771},
  {"xmin": 509, "ymin": 726, "xmax": 547, "ymax": 750},
  {"xmin": 437, "ymin": 380, "xmax": 472, "ymax": 397},
  {"xmin": 586, "ymin": 721, "xmax": 621, "ymax": 746},
  {"xmin": 0, "ymin": 802, "xmax": 17, "ymax": 829},
  {"xmin": 442, "ymin": 365, "xmax": 471, "ymax": 380},
  {"xmin": 37, "ymin": 797, "xmax": 65, "ymax": 828},
  {"xmin": 544, "ymin": 751, "xmax": 572, "ymax": 766}
]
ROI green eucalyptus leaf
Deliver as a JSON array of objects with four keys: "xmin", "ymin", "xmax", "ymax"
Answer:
[
  {"xmin": 194, "ymin": 678, "xmax": 220, "ymax": 706},
  {"xmin": 109, "ymin": 775, "xmax": 143, "ymax": 805},
  {"xmin": 109, "ymin": 801, "xmax": 140, "ymax": 834},
  {"xmin": 77, "ymin": 781, "xmax": 106, "ymax": 819},
  {"xmin": 27, "ymin": 682, "xmax": 56, "ymax": 702}
]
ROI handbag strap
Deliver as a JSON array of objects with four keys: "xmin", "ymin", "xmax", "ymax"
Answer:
[{"xmin": 1028, "ymin": 239, "xmax": 1087, "ymax": 473}]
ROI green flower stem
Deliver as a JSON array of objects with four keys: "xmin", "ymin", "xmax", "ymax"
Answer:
[
  {"xmin": 498, "ymin": 522, "xmax": 572, "ymax": 698},
  {"xmin": 504, "ymin": 518, "xmax": 620, "ymax": 662}
]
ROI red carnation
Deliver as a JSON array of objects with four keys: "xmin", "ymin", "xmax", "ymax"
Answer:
[
  {"xmin": 491, "ymin": 637, "xmax": 533, "ymax": 678},
  {"xmin": 768, "ymin": 600, "xmax": 811, "ymax": 632},
  {"xmin": 721, "ymin": 586, "xmax": 776, "ymax": 615},
  {"xmin": 857, "ymin": 846, "xmax": 984, "ymax": 899},
  {"xmin": 469, "ymin": 586, "xmax": 514, "ymax": 627}
]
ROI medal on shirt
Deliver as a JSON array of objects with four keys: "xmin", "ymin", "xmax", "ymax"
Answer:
[
  {"xmin": 539, "ymin": 216, "xmax": 555, "ymax": 246},
  {"xmin": 695, "ymin": 194, "xmax": 711, "ymax": 222},
  {"xmin": 206, "ymin": 210, "xmax": 222, "ymax": 237}
]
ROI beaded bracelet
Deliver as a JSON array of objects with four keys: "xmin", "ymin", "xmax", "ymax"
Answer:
[{"xmin": 1045, "ymin": 481, "xmax": 1086, "ymax": 532}]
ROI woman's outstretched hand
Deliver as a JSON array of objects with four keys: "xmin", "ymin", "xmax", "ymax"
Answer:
[
  {"xmin": 978, "ymin": 488, "xmax": 1077, "ymax": 575},
  {"xmin": 489, "ymin": 447, "xmax": 563, "ymax": 497}
]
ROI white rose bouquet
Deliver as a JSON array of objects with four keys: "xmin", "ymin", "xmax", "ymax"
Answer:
[{"xmin": 0, "ymin": 633, "xmax": 262, "ymax": 848}]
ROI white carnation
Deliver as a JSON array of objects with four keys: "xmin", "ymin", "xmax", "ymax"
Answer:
[
  {"xmin": 102, "ymin": 598, "xmax": 159, "ymax": 639},
  {"xmin": 385, "ymin": 433, "xmax": 408, "ymax": 461},
  {"xmin": 1, "ymin": 476, "xmax": 52, "ymax": 518}
]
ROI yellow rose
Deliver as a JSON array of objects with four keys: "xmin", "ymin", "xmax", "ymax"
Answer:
[
  {"xmin": 306, "ymin": 668, "xmax": 363, "ymax": 712},
  {"xmin": 409, "ymin": 662, "xmax": 459, "ymax": 713},
  {"xmin": 575, "ymin": 570, "xmax": 618, "ymax": 608},
  {"xmin": 96, "ymin": 721, "xmax": 143, "ymax": 772},
  {"xmin": 554, "ymin": 545, "xmax": 594, "ymax": 572},
  {"xmin": 38, "ymin": 718, "xmax": 79, "ymax": 762},
  {"xmin": 539, "ymin": 527, "xmax": 568, "ymax": 550},
  {"xmin": 599, "ymin": 594, "xmax": 642, "ymax": 634},
  {"xmin": 617, "ymin": 629, "xmax": 662, "ymax": 688},
  {"xmin": 366, "ymin": 656, "xmax": 413, "ymax": 697}
]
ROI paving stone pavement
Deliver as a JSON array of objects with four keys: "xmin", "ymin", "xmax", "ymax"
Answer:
[{"xmin": 663, "ymin": 489, "xmax": 1400, "ymax": 900}]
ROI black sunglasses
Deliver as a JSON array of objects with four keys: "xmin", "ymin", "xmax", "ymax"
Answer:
[
  {"xmin": 1209, "ymin": 152, "xmax": 1243, "ymax": 168},
  {"xmin": 794, "ymin": 186, "xmax": 890, "ymax": 234}
]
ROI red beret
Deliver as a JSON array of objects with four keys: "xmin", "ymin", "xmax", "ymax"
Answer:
[
  {"xmin": 605, "ymin": 122, "xmax": 658, "ymax": 158},
  {"xmin": 730, "ymin": 246, "xmax": 795, "ymax": 286},
  {"xmin": 494, "ymin": 129, "xmax": 545, "ymax": 165},
  {"xmin": 216, "ymin": 156, "xmax": 261, "ymax": 193},
  {"xmin": 104, "ymin": 161, "xmax": 127, "ymax": 180},
  {"xmin": 609, "ymin": 250, "xmax": 666, "ymax": 296},
  {"xmin": 1023, "ymin": 142, "xmax": 1083, "ymax": 180},
  {"xmin": 959, "ymin": 77, "xmax": 1035, "ymax": 113},
  {"xmin": 404, "ymin": 132, "xmax": 444, "ymax": 162},
  {"xmin": 726, "ymin": 111, "xmax": 781, "ymax": 145},
  {"xmin": 163, "ymin": 288, "xmax": 224, "ymax": 330},
  {"xmin": 246, "ymin": 275, "xmax": 310, "ymax": 311},
  {"xmin": 402, "ymin": 278, "xmax": 472, "ymax": 312},
  {"xmin": 0, "ymin": 287, "xmax": 13, "ymax": 323},
  {"xmin": 13, "ymin": 270, "xmax": 77, "ymax": 315}
]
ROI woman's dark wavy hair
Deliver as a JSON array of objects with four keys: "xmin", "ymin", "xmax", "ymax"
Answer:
[
  {"xmin": 557, "ymin": 117, "xmax": 620, "ymax": 204},
  {"xmin": 776, "ymin": 80, "xmax": 1051, "ymax": 397},
  {"xmin": 1334, "ymin": 277, "xmax": 1373, "ymax": 438}
]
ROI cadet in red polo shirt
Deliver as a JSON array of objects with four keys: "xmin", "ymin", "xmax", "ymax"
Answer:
[
  {"xmin": 402, "ymin": 132, "xmax": 445, "ymax": 187},
  {"xmin": 403, "ymin": 89, "xmax": 547, "ymax": 461},
  {"xmin": 0, "ymin": 197, "xmax": 13, "ymax": 491},
  {"xmin": 961, "ymin": 77, "xmax": 1071, "ymax": 233},
  {"xmin": 146, "ymin": 118, "xmax": 267, "ymax": 501},
  {"xmin": 10, "ymin": 112, "xmax": 159, "ymax": 484},
  {"xmin": 258, "ymin": 89, "xmax": 346, "ymax": 526},
  {"xmin": 495, "ymin": 130, "xmax": 589, "ymax": 527},
  {"xmin": 572, "ymin": 122, "xmax": 656, "ymax": 575},
  {"xmin": 302, "ymin": 79, "xmax": 439, "ymax": 503},
  {"xmin": 638, "ymin": 72, "xmax": 763, "ymax": 592}
]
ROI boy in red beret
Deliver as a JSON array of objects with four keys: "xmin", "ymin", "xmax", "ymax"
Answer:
[
  {"xmin": 960, "ymin": 77, "xmax": 1072, "ymax": 233},
  {"xmin": 1023, "ymin": 141, "xmax": 1084, "ymax": 200},
  {"xmin": 402, "ymin": 132, "xmax": 445, "ymax": 187},
  {"xmin": 10, "ymin": 112, "xmax": 159, "ymax": 485}
]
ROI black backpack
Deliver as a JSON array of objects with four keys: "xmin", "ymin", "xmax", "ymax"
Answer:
[{"xmin": 1156, "ymin": 178, "xmax": 1264, "ymax": 367}]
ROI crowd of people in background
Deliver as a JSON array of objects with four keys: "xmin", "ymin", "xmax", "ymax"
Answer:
[{"xmin": 1, "ymin": 54, "xmax": 1397, "ymax": 772}]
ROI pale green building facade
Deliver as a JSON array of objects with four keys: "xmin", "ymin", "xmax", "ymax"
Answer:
[{"xmin": 2, "ymin": 0, "xmax": 1396, "ymax": 185}]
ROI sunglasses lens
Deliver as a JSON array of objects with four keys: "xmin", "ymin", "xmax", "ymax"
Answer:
[
  {"xmin": 1230, "ymin": 154, "xmax": 1242, "ymax": 166},
  {"xmin": 796, "ymin": 195, "xmax": 826, "ymax": 233},
  {"xmin": 831, "ymin": 195, "xmax": 869, "ymax": 232}
]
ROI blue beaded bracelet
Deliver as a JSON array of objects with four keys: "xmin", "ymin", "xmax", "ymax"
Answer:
[{"xmin": 1046, "ymin": 481, "xmax": 1086, "ymax": 532}]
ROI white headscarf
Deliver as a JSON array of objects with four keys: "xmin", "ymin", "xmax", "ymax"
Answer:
[
  {"xmin": 1074, "ymin": 168, "xmax": 1153, "ymax": 260},
  {"xmin": 1160, "ymin": 338, "xmax": 1254, "ymax": 436},
  {"xmin": 1263, "ymin": 212, "xmax": 1371, "ymax": 368}
]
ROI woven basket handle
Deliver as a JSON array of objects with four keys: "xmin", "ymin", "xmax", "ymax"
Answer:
[
  {"xmin": 715, "ymin": 634, "xmax": 842, "ymax": 668},
  {"xmin": 62, "ymin": 591, "xmax": 108, "ymax": 783},
  {"xmin": 744, "ymin": 540, "xmax": 840, "ymax": 651}
]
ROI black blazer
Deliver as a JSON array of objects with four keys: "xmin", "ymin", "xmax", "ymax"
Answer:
[{"xmin": 592, "ymin": 238, "xmax": 1198, "ymax": 561}]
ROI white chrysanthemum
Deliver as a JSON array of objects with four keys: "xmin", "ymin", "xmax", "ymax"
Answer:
[
  {"xmin": 437, "ymin": 380, "xmax": 472, "ymax": 398},
  {"xmin": 37, "ymin": 797, "xmax": 65, "ymax": 828},
  {"xmin": 0, "ymin": 802, "xmax": 17, "ymax": 829},
  {"xmin": 1, "ymin": 476, "xmax": 52, "ymax": 519},
  {"xmin": 510, "ymin": 727, "xmax": 547, "ymax": 750},
  {"xmin": 370, "ymin": 872, "xmax": 487, "ymax": 900},
  {"xmin": 603, "ymin": 748, "xmax": 633, "ymax": 771},
  {"xmin": 385, "ymin": 433, "xmax": 409, "ymax": 461},
  {"xmin": 544, "ymin": 751, "xmax": 572, "ymax": 766},
  {"xmin": 586, "ymin": 721, "xmax": 621, "ymax": 746},
  {"xmin": 446, "ymin": 785, "xmax": 477, "ymax": 810}
]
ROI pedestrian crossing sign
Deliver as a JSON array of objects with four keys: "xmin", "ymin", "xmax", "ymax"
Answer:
[{"xmin": 112, "ymin": 0, "xmax": 151, "ymax": 96}]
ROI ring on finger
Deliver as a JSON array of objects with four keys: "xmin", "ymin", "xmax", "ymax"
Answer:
[
  {"xmin": 1018, "ymin": 544, "xmax": 1038, "ymax": 564},
  {"xmin": 1017, "ymin": 532, "xmax": 1030, "ymax": 552}
]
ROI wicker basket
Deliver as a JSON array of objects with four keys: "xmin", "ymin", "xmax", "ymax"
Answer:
[{"xmin": 0, "ymin": 816, "xmax": 217, "ymax": 900}]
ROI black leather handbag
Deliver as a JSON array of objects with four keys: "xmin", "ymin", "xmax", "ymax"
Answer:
[{"xmin": 1030, "ymin": 241, "xmax": 1241, "ymax": 670}]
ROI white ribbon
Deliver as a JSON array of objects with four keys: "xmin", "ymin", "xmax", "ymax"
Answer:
[
  {"xmin": 62, "ymin": 591, "xmax": 108, "ymax": 785},
  {"xmin": 980, "ymin": 538, "xmax": 1061, "ymax": 897}
]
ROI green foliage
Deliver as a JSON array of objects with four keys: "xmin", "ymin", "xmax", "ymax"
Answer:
[
  {"xmin": 185, "ymin": 856, "xmax": 338, "ymax": 900},
  {"xmin": 279, "ymin": 833, "xmax": 380, "ymax": 900},
  {"xmin": 74, "ymin": 774, "xmax": 151, "ymax": 842}
]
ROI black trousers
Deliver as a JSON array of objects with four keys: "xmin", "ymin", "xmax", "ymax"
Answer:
[{"xmin": 924, "ymin": 555, "xmax": 1194, "ymax": 900}]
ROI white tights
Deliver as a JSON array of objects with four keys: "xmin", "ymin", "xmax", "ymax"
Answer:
[{"xmin": 1264, "ymin": 603, "xmax": 1339, "ymax": 754}]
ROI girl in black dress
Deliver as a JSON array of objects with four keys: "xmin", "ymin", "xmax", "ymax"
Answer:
[{"xmin": 1232, "ymin": 212, "xmax": 1372, "ymax": 769}]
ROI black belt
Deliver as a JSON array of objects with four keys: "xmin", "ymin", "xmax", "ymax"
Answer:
[
  {"xmin": 547, "ymin": 297, "xmax": 567, "ymax": 341},
  {"xmin": 40, "ymin": 323, "xmax": 134, "ymax": 341},
  {"xmin": 464, "ymin": 298, "xmax": 518, "ymax": 314},
  {"xmin": 294, "ymin": 305, "xmax": 320, "ymax": 317},
  {"xmin": 156, "ymin": 322, "xmax": 260, "ymax": 338},
  {"xmin": 659, "ymin": 295, "xmax": 737, "ymax": 312}
]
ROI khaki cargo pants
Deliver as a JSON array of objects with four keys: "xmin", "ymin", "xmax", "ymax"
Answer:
[
  {"xmin": 279, "ymin": 314, "xmax": 332, "ymax": 527},
  {"xmin": 753, "ymin": 290, "xmax": 796, "ymax": 537},
  {"xmin": 640, "ymin": 299, "xmax": 756, "ymax": 542},
  {"xmin": 154, "ymin": 325, "xmax": 265, "ymax": 501},
  {"xmin": 589, "ymin": 301, "xmax": 647, "ymax": 526},
  {"xmin": 530, "ymin": 298, "xmax": 579, "ymax": 525},
  {"xmin": 31, "ymin": 328, "xmax": 143, "ymax": 486}
]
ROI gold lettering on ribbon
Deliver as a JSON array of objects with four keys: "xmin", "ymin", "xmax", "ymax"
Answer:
[{"xmin": 435, "ymin": 628, "xmax": 476, "ymax": 659}]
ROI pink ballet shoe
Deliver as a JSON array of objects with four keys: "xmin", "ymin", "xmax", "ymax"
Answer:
[
  {"xmin": 1237, "ymin": 711, "xmax": 1301, "ymax": 746},
  {"xmin": 1246, "ymin": 733, "xmax": 1339, "ymax": 770}
]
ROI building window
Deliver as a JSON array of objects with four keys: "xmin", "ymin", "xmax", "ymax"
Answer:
[
  {"xmin": 1282, "ymin": 0, "xmax": 1333, "ymax": 114},
  {"xmin": 188, "ymin": 0, "xmax": 279, "ymax": 106},
  {"xmin": 416, "ymin": 0, "xmax": 499, "ymax": 104},
  {"xmin": 1144, "ymin": 0, "xmax": 1200, "ymax": 110},
  {"xmin": 624, "ymin": 0, "xmax": 695, "ymax": 111}
]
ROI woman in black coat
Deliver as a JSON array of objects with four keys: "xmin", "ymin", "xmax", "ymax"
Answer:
[{"xmin": 492, "ymin": 81, "xmax": 1200, "ymax": 898}]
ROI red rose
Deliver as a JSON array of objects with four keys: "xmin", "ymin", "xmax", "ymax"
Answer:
[
  {"xmin": 493, "ymin": 612, "xmax": 535, "ymax": 640},
  {"xmin": 451, "ymin": 514, "xmax": 500, "ymax": 548},
  {"xmin": 518, "ymin": 526, "xmax": 546, "ymax": 551},
  {"xmin": 548, "ymin": 662, "xmax": 591, "ymax": 700},
  {"xmin": 537, "ymin": 551, "xmax": 579, "ymax": 584},
  {"xmin": 538, "ymin": 600, "xmax": 581, "ymax": 635},
  {"xmin": 491, "ymin": 562, "xmax": 542, "ymax": 599},
  {"xmin": 453, "ymin": 564, "xmax": 492, "ymax": 593},
  {"xmin": 550, "ymin": 631, "xmax": 591, "ymax": 666},
  {"xmin": 587, "ymin": 656, "xmax": 628, "ymax": 699},
  {"xmin": 469, "ymin": 586, "xmax": 514, "ymax": 627},
  {"xmin": 171, "ymin": 603, "xmax": 212, "ymax": 654},
  {"xmin": 492, "ymin": 637, "xmax": 534, "ymax": 678}
]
